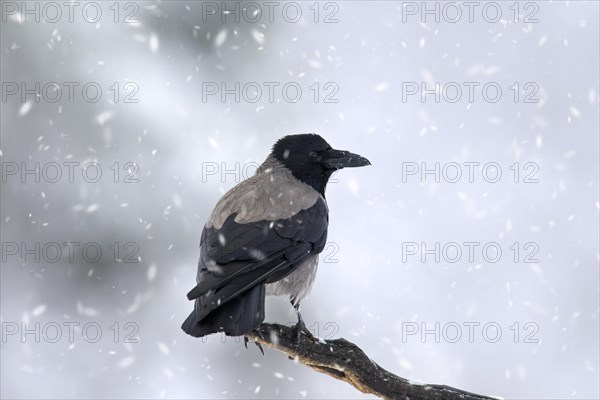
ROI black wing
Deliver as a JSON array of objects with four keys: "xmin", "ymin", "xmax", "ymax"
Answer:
[{"xmin": 186, "ymin": 198, "xmax": 328, "ymax": 321}]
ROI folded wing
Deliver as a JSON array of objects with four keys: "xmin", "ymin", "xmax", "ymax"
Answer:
[{"xmin": 182, "ymin": 197, "xmax": 328, "ymax": 336}]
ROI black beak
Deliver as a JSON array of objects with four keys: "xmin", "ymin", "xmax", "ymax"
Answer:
[{"xmin": 322, "ymin": 149, "xmax": 371, "ymax": 170}]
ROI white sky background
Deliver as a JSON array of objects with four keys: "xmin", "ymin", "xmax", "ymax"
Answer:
[{"xmin": 1, "ymin": 1, "xmax": 599, "ymax": 399}]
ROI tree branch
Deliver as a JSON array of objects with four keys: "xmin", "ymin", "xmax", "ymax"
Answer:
[{"xmin": 247, "ymin": 323, "xmax": 500, "ymax": 400}]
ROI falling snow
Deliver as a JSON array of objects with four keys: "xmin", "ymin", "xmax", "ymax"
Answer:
[{"xmin": 1, "ymin": 2, "xmax": 598, "ymax": 400}]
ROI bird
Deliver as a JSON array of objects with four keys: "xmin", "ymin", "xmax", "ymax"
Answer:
[{"xmin": 182, "ymin": 133, "xmax": 371, "ymax": 339}]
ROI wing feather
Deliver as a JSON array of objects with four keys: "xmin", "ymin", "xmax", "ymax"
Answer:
[{"xmin": 186, "ymin": 198, "xmax": 328, "ymax": 318}]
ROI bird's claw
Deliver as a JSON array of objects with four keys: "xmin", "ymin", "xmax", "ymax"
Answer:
[
  {"xmin": 244, "ymin": 331, "xmax": 265, "ymax": 355},
  {"xmin": 255, "ymin": 341, "xmax": 265, "ymax": 355}
]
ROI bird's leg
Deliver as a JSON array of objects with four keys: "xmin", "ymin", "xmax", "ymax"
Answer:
[
  {"xmin": 252, "ymin": 327, "xmax": 265, "ymax": 340},
  {"xmin": 292, "ymin": 301, "xmax": 315, "ymax": 344}
]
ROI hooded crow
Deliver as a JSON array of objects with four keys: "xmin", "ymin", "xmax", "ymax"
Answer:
[{"xmin": 182, "ymin": 133, "xmax": 370, "ymax": 338}]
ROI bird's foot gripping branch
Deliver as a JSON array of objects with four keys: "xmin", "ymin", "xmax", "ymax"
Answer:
[{"xmin": 247, "ymin": 323, "xmax": 500, "ymax": 400}]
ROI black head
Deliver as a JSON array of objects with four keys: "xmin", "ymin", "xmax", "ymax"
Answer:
[{"xmin": 270, "ymin": 133, "xmax": 371, "ymax": 196}]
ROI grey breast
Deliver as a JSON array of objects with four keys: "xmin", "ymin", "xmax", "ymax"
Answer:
[{"xmin": 265, "ymin": 254, "xmax": 319, "ymax": 305}]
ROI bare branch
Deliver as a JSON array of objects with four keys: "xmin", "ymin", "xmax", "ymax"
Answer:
[{"xmin": 247, "ymin": 323, "xmax": 500, "ymax": 400}]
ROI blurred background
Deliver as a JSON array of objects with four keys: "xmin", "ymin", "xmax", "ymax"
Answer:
[{"xmin": 1, "ymin": 1, "xmax": 598, "ymax": 398}]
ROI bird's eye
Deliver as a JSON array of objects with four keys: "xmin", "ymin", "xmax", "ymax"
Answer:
[{"xmin": 309, "ymin": 151, "xmax": 321, "ymax": 162}]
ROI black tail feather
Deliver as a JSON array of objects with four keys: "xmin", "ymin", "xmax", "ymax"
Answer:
[{"xmin": 181, "ymin": 284, "xmax": 265, "ymax": 337}]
